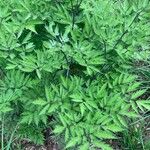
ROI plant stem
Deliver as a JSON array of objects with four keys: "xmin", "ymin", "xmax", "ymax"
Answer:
[
  {"xmin": 6, "ymin": 123, "xmax": 19, "ymax": 150},
  {"xmin": 112, "ymin": 9, "xmax": 143, "ymax": 51},
  {"xmin": 130, "ymin": 114, "xmax": 150, "ymax": 126},
  {"xmin": 1, "ymin": 115, "xmax": 4, "ymax": 150}
]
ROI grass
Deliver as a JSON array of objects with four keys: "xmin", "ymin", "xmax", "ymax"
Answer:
[{"xmin": 119, "ymin": 113, "xmax": 150, "ymax": 150}]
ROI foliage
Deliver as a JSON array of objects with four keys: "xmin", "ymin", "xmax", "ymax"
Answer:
[{"xmin": 0, "ymin": 0, "xmax": 150, "ymax": 149}]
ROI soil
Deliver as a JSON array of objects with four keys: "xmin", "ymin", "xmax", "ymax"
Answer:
[{"xmin": 22, "ymin": 141, "xmax": 58, "ymax": 150}]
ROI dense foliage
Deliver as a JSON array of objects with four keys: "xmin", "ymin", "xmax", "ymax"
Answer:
[{"xmin": 0, "ymin": 0, "xmax": 150, "ymax": 149}]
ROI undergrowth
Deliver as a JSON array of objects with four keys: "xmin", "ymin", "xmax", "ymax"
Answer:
[{"xmin": 0, "ymin": 0, "xmax": 150, "ymax": 149}]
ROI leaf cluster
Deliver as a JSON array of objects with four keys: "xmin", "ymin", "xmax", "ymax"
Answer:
[{"xmin": 0, "ymin": 0, "xmax": 150, "ymax": 149}]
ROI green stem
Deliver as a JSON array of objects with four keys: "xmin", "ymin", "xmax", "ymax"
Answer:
[
  {"xmin": 130, "ymin": 114, "xmax": 150, "ymax": 126},
  {"xmin": 6, "ymin": 123, "xmax": 19, "ymax": 150},
  {"xmin": 1, "ymin": 115, "xmax": 4, "ymax": 150}
]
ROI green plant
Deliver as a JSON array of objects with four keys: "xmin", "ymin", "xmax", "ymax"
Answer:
[{"xmin": 0, "ymin": 0, "xmax": 150, "ymax": 149}]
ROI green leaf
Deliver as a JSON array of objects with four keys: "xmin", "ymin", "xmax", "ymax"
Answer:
[
  {"xmin": 121, "ymin": 111, "xmax": 139, "ymax": 118},
  {"xmin": 36, "ymin": 69, "xmax": 42, "ymax": 79},
  {"xmin": 94, "ymin": 141, "xmax": 113, "ymax": 150},
  {"xmin": 65, "ymin": 128, "xmax": 69, "ymax": 142},
  {"xmin": 80, "ymin": 103, "xmax": 85, "ymax": 116},
  {"xmin": 97, "ymin": 83, "xmax": 107, "ymax": 97},
  {"xmin": 45, "ymin": 86, "xmax": 51, "ymax": 101},
  {"xmin": 26, "ymin": 25, "xmax": 37, "ymax": 33},
  {"xmin": 70, "ymin": 94, "xmax": 83, "ymax": 102},
  {"xmin": 137, "ymin": 100, "xmax": 150, "ymax": 111},
  {"xmin": 66, "ymin": 137, "xmax": 78, "ymax": 149},
  {"xmin": 95, "ymin": 130, "xmax": 116, "ymax": 139},
  {"xmin": 104, "ymin": 124, "xmax": 124, "ymax": 132},
  {"xmin": 48, "ymin": 103, "xmax": 58, "ymax": 113},
  {"xmin": 39, "ymin": 104, "xmax": 50, "ymax": 115},
  {"xmin": 86, "ymin": 100, "xmax": 98, "ymax": 109},
  {"xmin": 117, "ymin": 115, "xmax": 128, "ymax": 127},
  {"xmin": 127, "ymin": 82, "xmax": 141, "ymax": 92},
  {"xmin": 79, "ymin": 143, "xmax": 89, "ymax": 150},
  {"xmin": 6, "ymin": 64, "xmax": 17, "ymax": 70},
  {"xmin": 131, "ymin": 101, "xmax": 138, "ymax": 113},
  {"xmin": 58, "ymin": 114, "xmax": 66, "ymax": 126},
  {"xmin": 25, "ymin": 20, "xmax": 42, "ymax": 33},
  {"xmin": 32, "ymin": 98, "xmax": 47, "ymax": 106},
  {"xmin": 143, "ymin": 0, "xmax": 149, "ymax": 8},
  {"xmin": 1, "ymin": 107, "xmax": 13, "ymax": 113},
  {"xmin": 131, "ymin": 89, "xmax": 146, "ymax": 99},
  {"xmin": 53, "ymin": 125, "xmax": 65, "ymax": 134}
]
